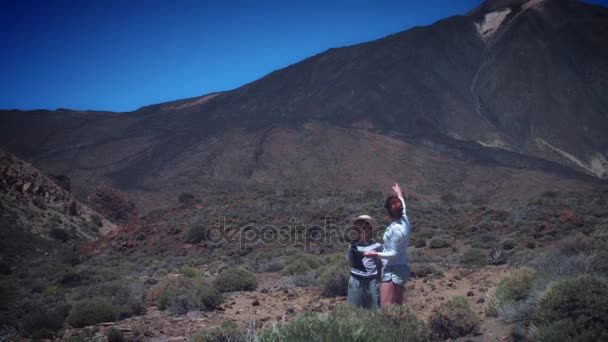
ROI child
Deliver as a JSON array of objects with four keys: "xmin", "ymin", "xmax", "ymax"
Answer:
[{"xmin": 346, "ymin": 215, "xmax": 383, "ymax": 311}]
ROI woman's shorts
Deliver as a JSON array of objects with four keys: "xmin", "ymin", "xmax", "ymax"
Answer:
[{"xmin": 381, "ymin": 264, "xmax": 410, "ymax": 286}]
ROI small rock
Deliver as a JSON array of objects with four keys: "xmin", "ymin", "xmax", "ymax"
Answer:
[
  {"xmin": 252, "ymin": 299, "xmax": 260, "ymax": 306},
  {"xmin": 261, "ymin": 288, "xmax": 268, "ymax": 293},
  {"xmin": 477, "ymin": 297, "xmax": 485, "ymax": 304},
  {"xmin": 467, "ymin": 291, "xmax": 475, "ymax": 297},
  {"xmin": 286, "ymin": 307, "xmax": 295, "ymax": 314}
]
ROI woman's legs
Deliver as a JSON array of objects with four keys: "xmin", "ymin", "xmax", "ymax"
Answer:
[{"xmin": 380, "ymin": 281, "xmax": 404, "ymax": 307}]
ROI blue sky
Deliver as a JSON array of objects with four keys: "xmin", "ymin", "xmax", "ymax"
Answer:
[{"xmin": 1, "ymin": 0, "xmax": 607, "ymax": 112}]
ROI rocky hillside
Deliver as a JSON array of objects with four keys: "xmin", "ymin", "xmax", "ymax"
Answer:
[
  {"xmin": 0, "ymin": 149, "xmax": 115, "ymax": 264},
  {"xmin": 0, "ymin": 0, "xmax": 606, "ymax": 212}
]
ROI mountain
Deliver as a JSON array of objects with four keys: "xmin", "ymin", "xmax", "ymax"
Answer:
[
  {"xmin": 0, "ymin": 149, "xmax": 115, "ymax": 264},
  {"xmin": 0, "ymin": 0, "xmax": 606, "ymax": 211}
]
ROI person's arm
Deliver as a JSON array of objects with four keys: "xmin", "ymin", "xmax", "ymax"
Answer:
[
  {"xmin": 346, "ymin": 246, "xmax": 353, "ymax": 265},
  {"xmin": 362, "ymin": 227, "xmax": 405, "ymax": 261},
  {"xmin": 392, "ymin": 183, "xmax": 407, "ymax": 219},
  {"xmin": 376, "ymin": 225, "xmax": 404, "ymax": 262}
]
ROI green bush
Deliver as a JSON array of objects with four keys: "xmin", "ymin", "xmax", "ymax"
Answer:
[
  {"xmin": 410, "ymin": 263, "xmax": 443, "ymax": 278},
  {"xmin": 183, "ymin": 225, "xmax": 208, "ymax": 244},
  {"xmin": 107, "ymin": 326, "xmax": 124, "ymax": 342},
  {"xmin": 195, "ymin": 284, "xmax": 224, "ymax": 310},
  {"xmin": 68, "ymin": 298, "xmax": 119, "ymax": 327},
  {"xmin": 192, "ymin": 321, "xmax": 244, "ymax": 342},
  {"xmin": 213, "ymin": 268, "xmax": 257, "ymax": 292},
  {"xmin": 461, "ymin": 248, "xmax": 487, "ymax": 267},
  {"xmin": 180, "ymin": 265, "xmax": 201, "ymax": 278},
  {"xmin": 429, "ymin": 297, "xmax": 480, "ymax": 339},
  {"xmin": 429, "ymin": 238, "xmax": 450, "ymax": 249},
  {"xmin": 487, "ymin": 269, "xmax": 535, "ymax": 317},
  {"xmin": 258, "ymin": 304, "xmax": 430, "ymax": 341},
  {"xmin": 49, "ymin": 227, "xmax": 70, "ymax": 242},
  {"xmin": 502, "ymin": 239, "xmax": 517, "ymax": 250},
  {"xmin": 178, "ymin": 192, "xmax": 196, "ymax": 205},
  {"xmin": 531, "ymin": 276, "xmax": 608, "ymax": 341},
  {"xmin": 317, "ymin": 258, "xmax": 349, "ymax": 297},
  {"xmin": 414, "ymin": 238, "xmax": 426, "ymax": 248},
  {"xmin": 281, "ymin": 255, "xmax": 320, "ymax": 275}
]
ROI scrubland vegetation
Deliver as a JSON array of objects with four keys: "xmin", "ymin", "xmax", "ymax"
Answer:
[{"xmin": 1, "ymin": 187, "xmax": 608, "ymax": 340}]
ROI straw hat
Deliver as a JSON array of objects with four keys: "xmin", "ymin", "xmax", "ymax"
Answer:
[{"xmin": 350, "ymin": 214, "xmax": 378, "ymax": 228}]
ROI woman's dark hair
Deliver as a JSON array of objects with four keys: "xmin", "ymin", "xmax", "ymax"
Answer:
[{"xmin": 384, "ymin": 195, "xmax": 403, "ymax": 220}]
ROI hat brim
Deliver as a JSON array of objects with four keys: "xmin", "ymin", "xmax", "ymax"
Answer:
[{"xmin": 350, "ymin": 216, "xmax": 378, "ymax": 228}]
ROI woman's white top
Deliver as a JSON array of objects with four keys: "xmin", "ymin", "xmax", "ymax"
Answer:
[{"xmin": 378, "ymin": 197, "xmax": 410, "ymax": 266}]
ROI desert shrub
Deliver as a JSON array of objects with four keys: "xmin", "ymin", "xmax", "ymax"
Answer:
[
  {"xmin": 73, "ymin": 280, "xmax": 146, "ymax": 318},
  {"xmin": 90, "ymin": 214, "xmax": 103, "ymax": 227},
  {"xmin": 502, "ymin": 238, "xmax": 517, "ymax": 250},
  {"xmin": 429, "ymin": 297, "xmax": 479, "ymax": 339},
  {"xmin": 556, "ymin": 235, "xmax": 601, "ymax": 256},
  {"xmin": 487, "ymin": 269, "xmax": 535, "ymax": 318},
  {"xmin": 180, "ymin": 265, "xmax": 200, "ymax": 278},
  {"xmin": 532, "ymin": 249, "xmax": 593, "ymax": 277},
  {"xmin": 68, "ymin": 298, "xmax": 119, "ymax": 327},
  {"xmin": 281, "ymin": 255, "xmax": 320, "ymax": 275},
  {"xmin": 192, "ymin": 321, "xmax": 244, "ymax": 342},
  {"xmin": 461, "ymin": 248, "xmax": 487, "ymax": 267},
  {"xmin": 429, "ymin": 238, "xmax": 450, "ymax": 249},
  {"xmin": 107, "ymin": 326, "xmax": 124, "ymax": 342},
  {"xmin": 213, "ymin": 268, "xmax": 257, "ymax": 292},
  {"xmin": 178, "ymin": 192, "xmax": 196, "ymax": 205},
  {"xmin": 410, "ymin": 263, "xmax": 443, "ymax": 278},
  {"xmin": 87, "ymin": 185, "xmax": 136, "ymax": 223},
  {"xmin": 183, "ymin": 225, "xmax": 209, "ymax": 244},
  {"xmin": 49, "ymin": 227, "xmax": 69, "ymax": 242},
  {"xmin": 318, "ymin": 258, "xmax": 349, "ymax": 297},
  {"xmin": 414, "ymin": 238, "xmax": 426, "ymax": 248},
  {"xmin": 147, "ymin": 276, "xmax": 196, "ymax": 304},
  {"xmin": 283, "ymin": 272, "xmax": 318, "ymax": 288},
  {"xmin": 530, "ymin": 276, "xmax": 608, "ymax": 341},
  {"xmin": 592, "ymin": 249, "xmax": 608, "ymax": 275},
  {"xmin": 258, "ymin": 304, "xmax": 430, "ymax": 342},
  {"xmin": 24, "ymin": 301, "xmax": 70, "ymax": 337},
  {"xmin": 194, "ymin": 284, "xmax": 224, "ymax": 310},
  {"xmin": 167, "ymin": 293, "xmax": 197, "ymax": 315}
]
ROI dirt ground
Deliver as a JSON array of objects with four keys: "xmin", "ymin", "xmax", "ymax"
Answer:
[{"xmin": 61, "ymin": 264, "xmax": 513, "ymax": 341}]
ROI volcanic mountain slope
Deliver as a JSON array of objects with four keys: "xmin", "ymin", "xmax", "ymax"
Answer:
[
  {"xmin": 0, "ymin": 0, "xmax": 606, "ymax": 211},
  {"xmin": 0, "ymin": 149, "xmax": 115, "ymax": 264}
]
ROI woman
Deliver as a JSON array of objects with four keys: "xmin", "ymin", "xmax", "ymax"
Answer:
[
  {"xmin": 363, "ymin": 183, "xmax": 411, "ymax": 306},
  {"xmin": 346, "ymin": 215, "xmax": 383, "ymax": 310}
]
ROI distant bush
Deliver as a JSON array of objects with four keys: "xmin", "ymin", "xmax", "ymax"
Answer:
[
  {"xmin": 461, "ymin": 248, "xmax": 487, "ymax": 267},
  {"xmin": 107, "ymin": 327, "xmax": 124, "ymax": 342},
  {"xmin": 49, "ymin": 227, "xmax": 70, "ymax": 242},
  {"xmin": 192, "ymin": 321, "xmax": 244, "ymax": 342},
  {"xmin": 410, "ymin": 263, "xmax": 443, "ymax": 278},
  {"xmin": 257, "ymin": 304, "xmax": 430, "ymax": 341},
  {"xmin": 90, "ymin": 214, "xmax": 103, "ymax": 227},
  {"xmin": 429, "ymin": 238, "xmax": 450, "ymax": 249},
  {"xmin": 183, "ymin": 225, "xmax": 208, "ymax": 244},
  {"xmin": 213, "ymin": 268, "xmax": 257, "ymax": 292},
  {"xmin": 281, "ymin": 255, "xmax": 320, "ymax": 275},
  {"xmin": 25, "ymin": 302, "xmax": 70, "ymax": 337},
  {"xmin": 195, "ymin": 284, "xmax": 224, "ymax": 310},
  {"xmin": 531, "ymin": 276, "xmax": 608, "ymax": 341},
  {"xmin": 68, "ymin": 298, "xmax": 119, "ymax": 327},
  {"xmin": 414, "ymin": 238, "xmax": 426, "ymax": 248},
  {"xmin": 429, "ymin": 297, "xmax": 479, "ymax": 340},
  {"xmin": 487, "ymin": 269, "xmax": 535, "ymax": 318},
  {"xmin": 502, "ymin": 238, "xmax": 517, "ymax": 250},
  {"xmin": 178, "ymin": 192, "xmax": 196, "ymax": 205},
  {"xmin": 318, "ymin": 258, "xmax": 349, "ymax": 297},
  {"xmin": 180, "ymin": 265, "xmax": 200, "ymax": 278},
  {"xmin": 152, "ymin": 277, "xmax": 194, "ymax": 309}
]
